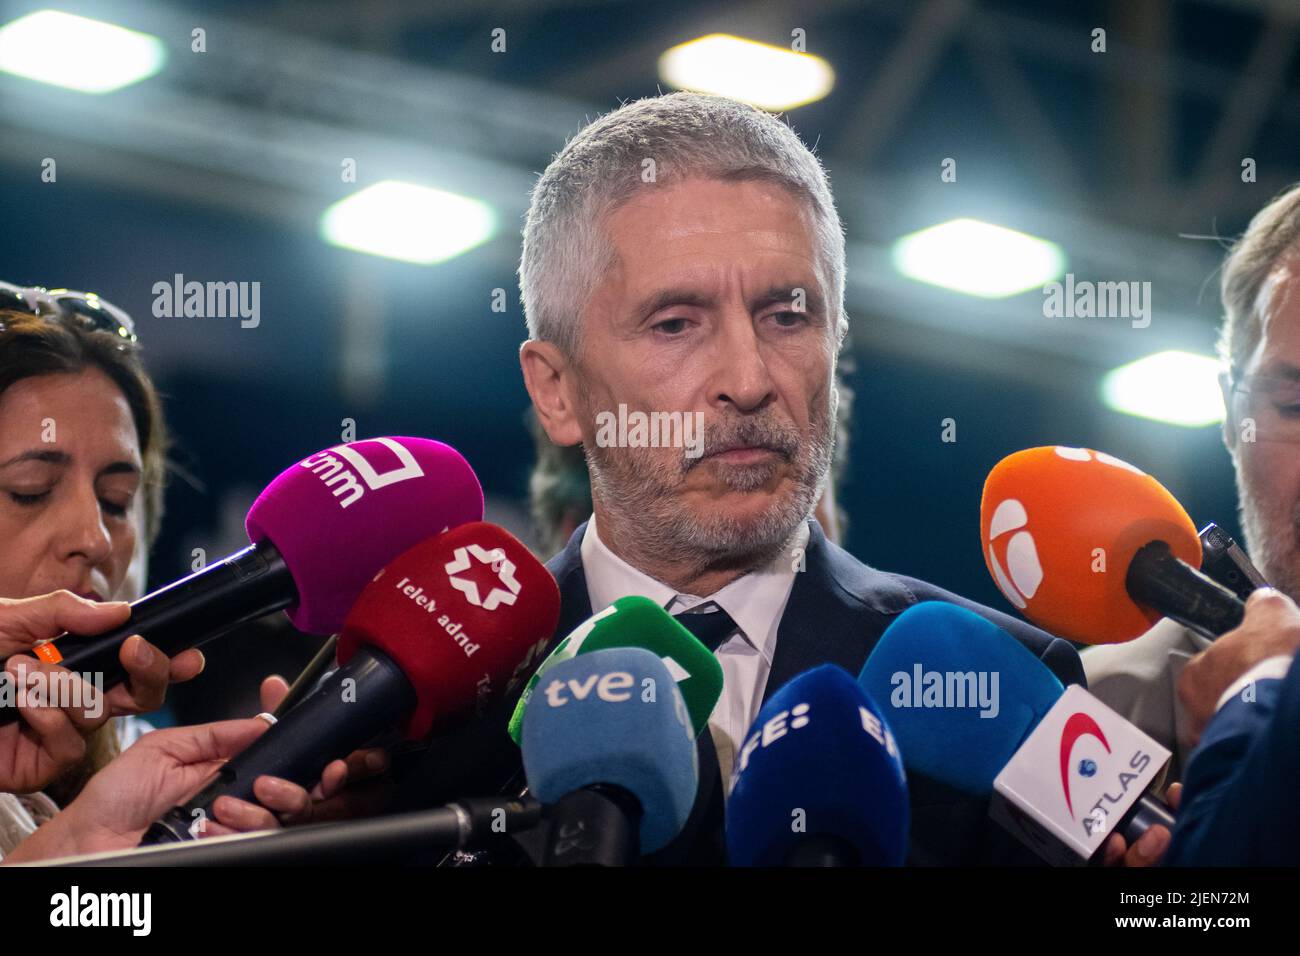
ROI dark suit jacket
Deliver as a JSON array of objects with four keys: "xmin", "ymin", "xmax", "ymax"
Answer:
[
  {"xmin": 391, "ymin": 518, "xmax": 1084, "ymax": 865},
  {"xmin": 1165, "ymin": 656, "xmax": 1300, "ymax": 866}
]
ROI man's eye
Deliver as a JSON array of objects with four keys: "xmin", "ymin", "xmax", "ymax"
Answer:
[
  {"xmin": 770, "ymin": 310, "xmax": 807, "ymax": 327},
  {"xmin": 653, "ymin": 318, "xmax": 691, "ymax": 335},
  {"xmin": 8, "ymin": 490, "xmax": 50, "ymax": 507},
  {"xmin": 1265, "ymin": 388, "xmax": 1300, "ymax": 415},
  {"xmin": 100, "ymin": 498, "xmax": 129, "ymax": 518}
]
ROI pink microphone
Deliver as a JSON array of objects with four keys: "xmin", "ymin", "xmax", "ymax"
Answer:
[{"xmin": 2, "ymin": 437, "xmax": 483, "ymax": 726}]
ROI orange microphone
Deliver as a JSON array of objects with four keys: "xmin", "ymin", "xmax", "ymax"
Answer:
[{"xmin": 980, "ymin": 445, "xmax": 1244, "ymax": 644}]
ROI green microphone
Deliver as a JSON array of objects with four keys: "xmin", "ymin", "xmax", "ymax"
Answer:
[{"xmin": 507, "ymin": 595, "xmax": 724, "ymax": 745}]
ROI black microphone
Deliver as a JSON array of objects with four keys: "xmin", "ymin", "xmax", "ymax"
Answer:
[
  {"xmin": 1198, "ymin": 522, "xmax": 1269, "ymax": 601},
  {"xmin": 141, "ymin": 645, "xmax": 414, "ymax": 844},
  {"xmin": 1126, "ymin": 540, "xmax": 1245, "ymax": 640},
  {"xmin": 140, "ymin": 522, "xmax": 560, "ymax": 845}
]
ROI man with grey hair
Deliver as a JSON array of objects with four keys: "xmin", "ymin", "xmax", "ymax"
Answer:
[
  {"xmin": 398, "ymin": 92, "xmax": 1086, "ymax": 865},
  {"xmin": 1086, "ymin": 182, "xmax": 1300, "ymax": 781}
]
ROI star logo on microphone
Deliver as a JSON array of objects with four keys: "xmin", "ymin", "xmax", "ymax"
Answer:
[{"xmin": 444, "ymin": 544, "xmax": 521, "ymax": 611}]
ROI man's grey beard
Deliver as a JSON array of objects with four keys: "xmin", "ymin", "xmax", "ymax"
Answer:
[
  {"xmin": 585, "ymin": 401, "xmax": 835, "ymax": 576},
  {"xmin": 1236, "ymin": 468, "xmax": 1300, "ymax": 600}
]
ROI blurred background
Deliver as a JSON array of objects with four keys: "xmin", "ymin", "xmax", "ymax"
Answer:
[{"xmin": 3, "ymin": 0, "xmax": 1296, "ymax": 719}]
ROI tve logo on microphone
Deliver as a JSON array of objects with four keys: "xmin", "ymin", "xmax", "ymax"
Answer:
[
  {"xmin": 542, "ymin": 670, "xmax": 639, "ymax": 706},
  {"xmin": 540, "ymin": 667, "xmax": 693, "ymax": 737},
  {"xmin": 298, "ymin": 437, "xmax": 426, "ymax": 508}
]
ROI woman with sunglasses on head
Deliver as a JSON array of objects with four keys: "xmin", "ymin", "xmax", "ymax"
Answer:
[{"xmin": 0, "ymin": 283, "xmax": 372, "ymax": 862}]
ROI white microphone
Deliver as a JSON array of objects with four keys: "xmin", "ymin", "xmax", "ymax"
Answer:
[{"xmin": 989, "ymin": 685, "xmax": 1175, "ymax": 865}]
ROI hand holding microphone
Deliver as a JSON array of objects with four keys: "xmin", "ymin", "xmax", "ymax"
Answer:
[
  {"xmin": 3, "ymin": 716, "xmax": 280, "ymax": 863},
  {"xmin": 194, "ymin": 677, "xmax": 393, "ymax": 835},
  {"xmin": 1177, "ymin": 587, "xmax": 1300, "ymax": 745},
  {"xmin": 141, "ymin": 521, "xmax": 560, "ymax": 844},
  {"xmin": 0, "ymin": 592, "xmax": 203, "ymax": 794},
  {"xmin": 0, "ymin": 436, "xmax": 484, "ymax": 726}
]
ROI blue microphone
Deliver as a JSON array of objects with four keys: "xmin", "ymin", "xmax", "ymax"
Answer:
[
  {"xmin": 726, "ymin": 664, "xmax": 909, "ymax": 866},
  {"xmin": 858, "ymin": 601, "xmax": 1063, "ymax": 795},
  {"xmin": 521, "ymin": 646, "xmax": 698, "ymax": 865},
  {"xmin": 859, "ymin": 601, "xmax": 1175, "ymax": 865}
]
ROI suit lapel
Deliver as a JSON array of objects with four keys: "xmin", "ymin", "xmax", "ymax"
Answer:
[
  {"xmin": 544, "ymin": 521, "xmax": 594, "ymax": 648},
  {"xmin": 763, "ymin": 520, "xmax": 895, "ymax": 702}
]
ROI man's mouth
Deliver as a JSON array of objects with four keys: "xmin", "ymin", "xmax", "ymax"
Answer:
[{"xmin": 707, "ymin": 446, "xmax": 781, "ymax": 465}]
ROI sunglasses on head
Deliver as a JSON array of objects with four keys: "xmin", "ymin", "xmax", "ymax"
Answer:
[{"xmin": 0, "ymin": 281, "xmax": 138, "ymax": 343}]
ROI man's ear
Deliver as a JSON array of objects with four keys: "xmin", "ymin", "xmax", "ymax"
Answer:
[
  {"xmin": 521, "ymin": 339, "xmax": 584, "ymax": 447},
  {"xmin": 1220, "ymin": 371, "xmax": 1238, "ymax": 457}
]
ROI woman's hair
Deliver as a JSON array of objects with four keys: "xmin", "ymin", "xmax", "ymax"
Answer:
[
  {"xmin": 0, "ymin": 306, "xmax": 170, "ymax": 804},
  {"xmin": 0, "ymin": 309, "xmax": 168, "ymax": 545}
]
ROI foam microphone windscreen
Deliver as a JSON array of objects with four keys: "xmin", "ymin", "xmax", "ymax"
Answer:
[
  {"xmin": 980, "ymin": 445, "xmax": 1201, "ymax": 644},
  {"xmin": 245, "ymin": 436, "xmax": 484, "ymax": 635},
  {"xmin": 726, "ymin": 664, "xmax": 910, "ymax": 866},
  {"xmin": 521, "ymin": 647, "xmax": 698, "ymax": 854},
  {"xmin": 336, "ymin": 521, "xmax": 560, "ymax": 740},
  {"xmin": 506, "ymin": 596, "xmax": 724, "ymax": 744},
  {"xmin": 858, "ymin": 601, "xmax": 1063, "ymax": 796}
]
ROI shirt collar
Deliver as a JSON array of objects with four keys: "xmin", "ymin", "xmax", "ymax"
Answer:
[{"xmin": 580, "ymin": 513, "xmax": 809, "ymax": 666}]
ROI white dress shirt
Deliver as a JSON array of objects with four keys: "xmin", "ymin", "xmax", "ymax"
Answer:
[
  {"xmin": 580, "ymin": 513, "xmax": 808, "ymax": 791},
  {"xmin": 1215, "ymin": 654, "xmax": 1295, "ymax": 713}
]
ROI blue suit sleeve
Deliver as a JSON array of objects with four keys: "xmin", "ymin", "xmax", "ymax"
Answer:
[{"xmin": 1165, "ymin": 658, "xmax": 1299, "ymax": 865}]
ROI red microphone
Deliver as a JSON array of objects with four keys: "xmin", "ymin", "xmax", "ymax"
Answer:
[
  {"xmin": 981, "ymin": 445, "xmax": 1243, "ymax": 644},
  {"xmin": 336, "ymin": 521, "xmax": 560, "ymax": 739},
  {"xmin": 140, "ymin": 522, "xmax": 560, "ymax": 844}
]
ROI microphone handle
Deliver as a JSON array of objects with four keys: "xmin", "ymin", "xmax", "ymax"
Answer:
[
  {"xmin": 541, "ymin": 784, "xmax": 643, "ymax": 866},
  {"xmin": 51, "ymin": 799, "xmax": 541, "ymax": 867},
  {"xmin": 1126, "ymin": 540, "xmax": 1245, "ymax": 640},
  {"xmin": 1119, "ymin": 790, "xmax": 1177, "ymax": 846},
  {"xmin": 140, "ymin": 645, "xmax": 416, "ymax": 845},
  {"xmin": 1198, "ymin": 522, "xmax": 1269, "ymax": 600},
  {"xmin": 0, "ymin": 540, "xmax": 296, "ymax": 726},
  {"xmin": 274, "ymin": 634, "xmax": 339, "ymax": 718},
  {"xmin": 783, "ymin": 834, "xmax": 861, "ymax": 867}
]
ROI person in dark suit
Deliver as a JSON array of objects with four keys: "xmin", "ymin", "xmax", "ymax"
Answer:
[
  {"xmin": 395, "ymin": 91, "xmax": 1145, "ymax": 864},
  {"xmin": 1165, "ymin": 588, "xmax": 1300, "ymax": 865},
  {"xmin": 1165, "ymin": 659, "xmax": 1298, "ymax": 865},
  {"xmin": 393, "ymin": 510, "xmax": 1083, "ymax": 864}
]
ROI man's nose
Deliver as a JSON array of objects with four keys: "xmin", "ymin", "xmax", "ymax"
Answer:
[
  {"xmin": 709, "ymin": 314, "xmax": 776, "ymax": 413},
  {"xmin": 54, "ymin": 483, "xmax": 114, "ymax": 568}
]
